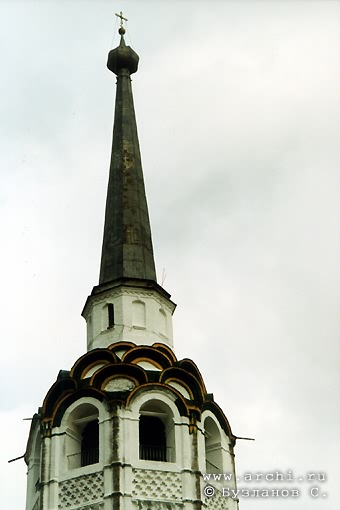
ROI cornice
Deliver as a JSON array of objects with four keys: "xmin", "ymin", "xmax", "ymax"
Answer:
[{"xmin": 82, "ymin": 285, "xmax": 176, "ymax": 317}]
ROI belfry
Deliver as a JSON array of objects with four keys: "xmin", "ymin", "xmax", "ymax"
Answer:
[{"xmin": 25, "ymin": 19, "xmax": 239, "ymax": 510}]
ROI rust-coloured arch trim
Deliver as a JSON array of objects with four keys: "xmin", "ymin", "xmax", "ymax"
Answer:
[{"xmin": 70, "ymin": 348, "xmax": 118, "ymax": 380}]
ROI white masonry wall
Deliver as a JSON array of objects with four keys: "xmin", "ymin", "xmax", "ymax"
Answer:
[
  {"xmin": 25, "ymin": 382, "xmax": 238, "ymax": 510},
  {"xmin": 84, "ymin": 285, "xmax": 175, "ymax": 351}
]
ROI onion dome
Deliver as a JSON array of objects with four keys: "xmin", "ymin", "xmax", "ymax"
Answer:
[{"xmin": 107, "ymin": 33, "xmax": 139, "ymax": 76}]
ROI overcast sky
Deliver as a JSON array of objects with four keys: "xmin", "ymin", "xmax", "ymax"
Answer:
[{"xmin": 1, "ymin": 1, "xmax": 339, "ymax": 509}]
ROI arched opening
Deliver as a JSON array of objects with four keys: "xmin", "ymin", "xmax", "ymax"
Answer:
[
  {"xmin": 139, "ymin": 400, "xmax": 175, "ymax": 463},
  {"xmin": 204, "ymin": 416, "xmax": 223, "ymax": 473},
  {"xmin": 66, "ymin": 403, "xmax": 100, "ymax": 469}
]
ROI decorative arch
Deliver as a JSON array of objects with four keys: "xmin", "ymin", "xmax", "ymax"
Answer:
[
  {"xmin": 42, "ymin": 376, "xmax": 76, "ymax": 419},
  {"xmin": 151, "ymin": 343, "xmax": 177, "ymax": 363},
  {"xmin": 126, "ymin": 383, "xmax": 188, "ymax": 417},
  {"xmin": 178, "ymin": 359, "xmax": 207, "ymax": 395},
  {"xmin": 202, "ymin": 400, "xmax": 234, "ymax": 440},
  {"xmin": 122, "ymin": 346, "xmax": 173, "ymax": 370},
  {"xmin": 70, "ymin": 348, "xmax": 118, "ymax": 380},
  {"xmin": 160, "ymin": 367, "xmax": 205, "ymax": 402},
  {"xmin": 51, "ymin": 388, "xmax": 105, "ymax": 428},
  {"xmin": 90, "ymin": 362, "xmax": 148, "ymax": 390},
  {"xmin": 62, "ymin": 400, "xmax": 101, "ymax": 470}
]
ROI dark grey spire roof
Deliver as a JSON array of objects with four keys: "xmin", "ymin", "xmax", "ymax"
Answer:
[{"xmin": 99, "ymin": 35, "xmax": 157, "ymax": 285}]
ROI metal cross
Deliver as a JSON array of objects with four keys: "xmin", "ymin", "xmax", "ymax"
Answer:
[{"xmin": 115, "ymin": 11, "xmax": 128, "ymax": 28}]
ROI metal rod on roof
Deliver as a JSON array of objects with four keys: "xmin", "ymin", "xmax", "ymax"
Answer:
[{"xmin": 8, "ymin": 454, "xmax": 25, "ymax": 463}]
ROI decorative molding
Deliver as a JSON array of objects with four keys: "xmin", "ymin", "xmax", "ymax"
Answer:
[
  {"xmin": 86, "ymin": 288, "xmax": 174, "ymax": 314},
  {"xmin": 132, "ymin": 469, "xmax": 182, "ymax": 500},
  {"xmin": 204, "ymin": 488, "xmax": 230, "ymax": 509},
  {"xmin": 167, "ymin": 380, "xmax": 191, "ymax": 400},
  {"xmin": 59, "ymin": 472, "xmax": 104, "ymax": 509}
]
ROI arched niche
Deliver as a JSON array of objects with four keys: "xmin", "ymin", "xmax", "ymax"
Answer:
[
  {"xmin": 158, "ymin": 308, "xmax": 167, "ymax": 336},
  {"xmin": 132, "ymin": 300, "xmax": 146, "ymax": 328}
]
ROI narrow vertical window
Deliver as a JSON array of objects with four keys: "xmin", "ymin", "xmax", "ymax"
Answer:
[{"xmin": 107, "ymin": 303, "xmax": 114, "ymax": 329}]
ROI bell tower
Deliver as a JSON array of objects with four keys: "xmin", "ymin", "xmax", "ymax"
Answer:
[{"xmin": 24, "ymin": 18, "xmax": 239, "ymax": 510}]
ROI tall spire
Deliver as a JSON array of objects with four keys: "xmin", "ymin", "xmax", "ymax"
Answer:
[
  {"xmin": 83, "ymin": 19, "xmax": 176, "ymax": 353},
  {"xmin": 99, "ymin": 24, "xmax": 156, "ymax": 285}
]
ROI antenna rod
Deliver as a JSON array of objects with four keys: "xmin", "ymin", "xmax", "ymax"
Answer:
[{"xmin": 8, "ymin": 454, "xmax": 25, "ymax": 463}]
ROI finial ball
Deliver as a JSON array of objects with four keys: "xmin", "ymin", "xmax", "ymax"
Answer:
[{"xmin": 119, "ymin": 27, "xmax": 126, "ymax": 35}]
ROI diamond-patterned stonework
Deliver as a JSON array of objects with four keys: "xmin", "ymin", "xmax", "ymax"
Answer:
[
  {"xmin": 204, "ymin": 488, "xmax": 230, "ymax": 510},
  {"xmin": 59, "ymin": 472, "xmax": 104, "ymax": 509},
  {"xmin": 132, "ymin": 469, "xmax": 182, "ymax": 500},
  {"xmin": 132, "ymin": 502, "xmax": 183, "ymax": 510}
]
